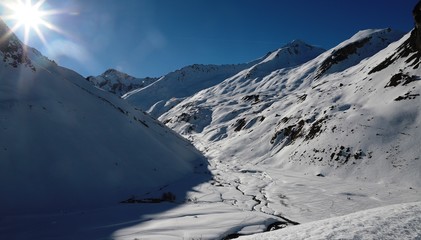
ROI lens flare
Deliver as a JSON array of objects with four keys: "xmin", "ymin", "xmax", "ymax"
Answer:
[{"xmin": 1, "ymin": 0, "xmax": 63, "ymax": 45}]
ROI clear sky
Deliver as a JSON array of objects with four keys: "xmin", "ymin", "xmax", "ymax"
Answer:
[{"xmin": 0, "ymin": 0, "xmax": 418, "ymax": 78}]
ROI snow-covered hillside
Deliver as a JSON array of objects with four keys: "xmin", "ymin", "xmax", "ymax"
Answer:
[
  {"xmin": 239, "ymin": 201, "xmax": 421, "ymax": 240},
  {"xmin": 161, "ymin": 28, "xmax": 421, "ymax": 187},
  {"xmin": 122, "ymin": 63, "xmax": 256, "ymax": 118},
  {"xmin": 86, "ymin": 69, "xmax": 158, "ymax": 96},
  {"xmin": 122, "ymin": 42, "xmax": 325, "ymax": 118},
  {"xmin": 0, "ymin": 19, "xmax": 207, "ymax": 215}
]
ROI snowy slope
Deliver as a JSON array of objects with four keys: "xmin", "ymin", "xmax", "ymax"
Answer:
[
  {"xmin": 86, "ymin": 69, "xmax": 158, "ymax": 96},
  {"xmin": 0, "ymin": 19, "xmax": 207, "ymax": 215},
  {"xmin": 122, "ymin": 63, "xmax": 258, "ymax": 118},
  {"xmin": 239, "ymin": 201, "xmax": 421, "ymax": 240},
  {"xmin": 122, "ymin": 42, "xmax": 324, "ymax": 119},
  {"xmin": 160, "ymin": 28, "xmax": 420, "ymax": 187}
]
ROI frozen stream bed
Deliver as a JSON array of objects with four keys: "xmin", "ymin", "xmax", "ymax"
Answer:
[{"xmin": 2, "ymin": 152, "xmax": 420, "ymax": 240}]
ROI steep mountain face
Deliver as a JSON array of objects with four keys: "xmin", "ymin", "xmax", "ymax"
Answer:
[
  {"xmin": 315, "ymin": 28, "xmax": 403, "ymax": 78},
  {"xmin": 122, "ymin": 42, "xmax": 325, "ymax": 118},
  {"xmin": 160, "ymin": 28, "xmax": 421, "ymax": 187},
  {"xmin": 0, "ymin": 19, "xmax": 206, "ymax": 214},
  {"xmin": 0, "ymin": 20, "xmax": 35, "ymax": 71},
  {"xmin": 86, "ymin": 69, "xmax": 158, "ymax": 96},
  {"xmin": 413, "ymin": 0, "xmax": 421, "ymax": 50}
]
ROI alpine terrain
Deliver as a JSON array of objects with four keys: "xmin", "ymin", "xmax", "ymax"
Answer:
[
  {"xmin": 162, "ymin": 28, "xmax": 419, "ymax": 187},
  {"xmin": 0, "ymin": 16, "xmax": 209, "ymax": 237},
  {"xmin": 122, "ymin": 62, "xmax": 261, "ymax": 118},
  {"xmin": 1, "ymin": 2, "xmax": 421, "ymax": 240}
]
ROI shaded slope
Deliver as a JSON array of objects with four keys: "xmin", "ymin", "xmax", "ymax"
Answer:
[{"xmin": 0, "ymin": 19, "xmax": 207, "ymax": 214}]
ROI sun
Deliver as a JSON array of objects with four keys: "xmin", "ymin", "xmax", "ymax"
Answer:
[
  {"xmin": 1, "ymin": 0, "xmax": 61, "ymax": 45},
  {"xmin": 14, "ymin": 0, "xmax": 44, "ymax": 29}
]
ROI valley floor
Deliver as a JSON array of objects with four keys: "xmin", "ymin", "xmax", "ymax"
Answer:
[{"xmin": 2, "ymin": 148, "xmax": 420, "ymax": 240}]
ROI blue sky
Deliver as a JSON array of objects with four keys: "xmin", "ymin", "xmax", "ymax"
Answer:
[{"xmin": 1, "ymin": 0, "xmax": 417, "ymax": 78}]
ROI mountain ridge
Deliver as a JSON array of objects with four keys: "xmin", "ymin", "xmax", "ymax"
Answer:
[{"xmin": 86, "ymin": 68, "xmax": 158, "ymax": 96}]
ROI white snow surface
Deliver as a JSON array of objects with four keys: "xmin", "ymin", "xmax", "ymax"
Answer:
[
  {"xmin": 239, "ymin": 201, "xmax": 421, "ymax": 240},
  {"xmin": 122, "ymin": 41, "xmax": 325, "ymax": 118},
  {"xmin": 122, "ymin": 63, "xmax": 257, "ymax": 118}
]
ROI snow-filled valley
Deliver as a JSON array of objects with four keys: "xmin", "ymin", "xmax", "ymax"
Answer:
[{"xmin": 1, "ymin": 7, "xmax": 421, "ymax": 240}]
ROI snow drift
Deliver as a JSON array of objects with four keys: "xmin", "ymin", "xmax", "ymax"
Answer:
[{"xmin": 239, "ymin": 201, "xmax": 421, "ymax": 240}]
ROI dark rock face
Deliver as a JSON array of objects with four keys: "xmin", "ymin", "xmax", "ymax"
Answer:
[
  {"xmin": 385, "ymin": 73, "xmax": 418, "ymax": 88},
  {"xmin": 369, "ymin": 1, "xmax": 421, "ymax": 73},
  {"xmin": 315, "ymin": 37, "xmax": 371, "ymax": 79},
  {"xmin": 0, "ymin": 19, "xmax": 35, "ymax": 71},
  {"xmin": 413, "ymin": 1, "xmax": 421, "ymax": 50}
]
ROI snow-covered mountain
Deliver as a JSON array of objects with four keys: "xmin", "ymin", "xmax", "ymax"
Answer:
[
  {"xmin": 0, "ymin": 19, "xmax": 207, "ymax": 215},
  {"xmin": 160, "ymin": 28, "xmax": 421, "ymax": 187},
  {"xmin": 86, "ymin": 69, "xmax": 158, "ymax": 96},
  {"xmin": 2, "ymin": 3, "xmax": 421, "ymax": 238},
  {"xmin": 122, "ymin": 63, "xmax": 259, "ymax": 118},
  {"xmin": 120, "ymin": 42, "xmax": 325, "ymax": 119}
]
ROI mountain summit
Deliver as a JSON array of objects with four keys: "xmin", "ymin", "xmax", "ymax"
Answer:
[
  {"xmin": 0, "ymin": 19, "xmax": 36, "ymax": 71},
  {"xmin": 86, "ymin": 69, "xmax": 158, "ymax": 96}
]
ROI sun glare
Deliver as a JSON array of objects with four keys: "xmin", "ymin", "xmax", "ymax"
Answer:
[
  {"xmin": 14, "ymin": 1, "xmax": 43, "ymax": 28},
  {"xmin": 1, "ymin": 0, "xmax": 62, "ymax": 45}
]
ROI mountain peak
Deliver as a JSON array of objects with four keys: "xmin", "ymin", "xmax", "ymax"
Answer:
[
  {"xmin": 103, "ymin": 68, "xmax": 120, "ymax": 74},
  {"xmin": 0, "ymin": 18, "xmax": 36, "ymax": 71},
  {"xmin": 315, "ymin": 28, "xmax": 404, "ymax": 78},
  {"xmin": 101, "ymin": 68, "xmax": 134, "ymax": 78},
  {"xmin": 257, "ymin": 39, "xmax": 325, "ymax": 69},
  {"xmin": 87, "ymin": 68, "xmax": 158, "ymax": 96},
  {"xmin": 283, "ymin": 39, "xmax": 313, "ymax": 48}
]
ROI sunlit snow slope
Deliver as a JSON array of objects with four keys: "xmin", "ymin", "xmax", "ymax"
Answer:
[
  {"xmin": 161, "ymin": 28, "xmax": 421, "ymax": 187},
  {"xmin": 239, "ymin": 201, "xmax": 421, "ymax": 240},
  {"xmin": 0, "ymin": 19, "xmax": 206, "ymax": 214},
  {"xmin": 122, "ymin": 63, "xmax": 265, "ymax": 118}
]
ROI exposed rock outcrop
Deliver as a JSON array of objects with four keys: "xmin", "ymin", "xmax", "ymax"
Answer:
[
  {"xmin": 413, "ymin": 0, "xmax": 421, "ymax": 50},
  {"xmin": 369, "ymin": 2, "xmax": 421, "ymax": 73},
  {"xmin": 0, "ymin": 18, "xmax": 35, "ymax": 71}
]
